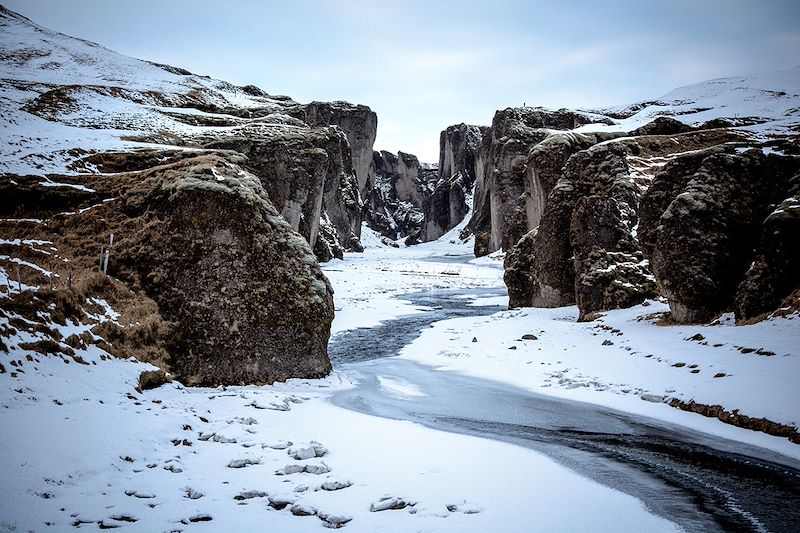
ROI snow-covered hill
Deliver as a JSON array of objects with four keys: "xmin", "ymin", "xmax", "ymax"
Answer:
[
  {"xmin": 0, "ymin": 4, "xmax": 300, "ymax": 175},
  {"xmin": 579, "ymin": 67, "xmax": 800, "ymax": 136}
]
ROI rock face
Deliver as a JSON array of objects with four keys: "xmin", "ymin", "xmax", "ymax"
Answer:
[
  {"xmin": 422, "ymin": 124, "xmax": 486, "ymax": 241},
  {"xmin": 503, "ymin": 229, "xmax": 538, "ymax": 308},
  {"xmin": 736, "ymin": 189, "xmax": 800, "ymax": 320},
  {"xmin": 526, "ymin": 143, "xmax": 641, "ymax": 309},
  {"xmin": 570, "ymin": 196, "xmax": 657, "ymax": 320},
  {"xmin": 643, "ymin": 148, "xmax": 800, "ymax": 323},
  {"xmin": 470, "ymin": 107, "xmax": 611, "ymax": 257},
  {"xmin": 288, "ymin": 101, "xmax": 378, "ymax": 195},
  {"xmin": 364, "ymin": 150, "xmax": 437, "ymax": 243},
  {"xmin": 504, "ymin": 125, "xmax": 751, "ymax": 319},
  {"xmin": 205, "ymin": 126, "xmax": 363, "ymax": 259},
  {"xmin": 92, "ymin": 155, "xmax": 334, "ymax": 385}
]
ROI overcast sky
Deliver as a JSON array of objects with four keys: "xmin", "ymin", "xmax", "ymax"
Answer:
[{"xmin": 5, "ymin": 0, "xmax": 799, "ymax": 161}]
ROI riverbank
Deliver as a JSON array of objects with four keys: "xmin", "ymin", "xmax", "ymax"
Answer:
[
  {"xmin": 1, "ymin": 227, "xmax": 682, "ymax": 532},
  {"xmin": 323, "ymin": 229, "xmax": 800, "ymax": 462}
]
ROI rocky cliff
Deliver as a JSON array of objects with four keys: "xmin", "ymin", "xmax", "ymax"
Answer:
[
  {"xmin": 288, "ymin": 101, "xmax": 378, "ymax": 196},
  {"xmin": 469, "ymin": 107, "xmax": 613, "ymax": 257},
  {"xmin": 364, "ymin": 150, "xmax": 438, "ymax": 243},
  {"xmin": 0, "ymin": 5, "xmax": 375, "ymax": 384},
  {"xmin": 498, "ymin": 67, "xmax": 800, "ymax": 323},
  {"xmin": 204, "ymin": 125, "xmax": 363, "ymax": 259},
  {"xmin": 422, "ymin": 124, "xmax": 486, "ymax": 241}
]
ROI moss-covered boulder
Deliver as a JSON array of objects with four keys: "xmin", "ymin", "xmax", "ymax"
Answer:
[{"xmin": 73, "ymin": 154, "xmax": 334, "ymax": 385}]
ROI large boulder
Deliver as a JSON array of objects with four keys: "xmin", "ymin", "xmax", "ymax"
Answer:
[
  {"xmin": 570, "ymin": 196, "xmax": 657, "ymax": 320},
  {"xmin": 528, "ymin": 143, "xmax": 637, "ymax": 307},
  {"xmin": 504, "ymin": 229, "xmax": 538, "ymax": 308},
  {"xmin": 74, "ymin": 154, "xmax": 335, "ymax": 385},
  {"xmin": 736, "ymin": 187, "xmax": 800, "ymax": 320},
  {"xmin": 649, "ymin": 150, "xmax": 798, "ymax": 323}
]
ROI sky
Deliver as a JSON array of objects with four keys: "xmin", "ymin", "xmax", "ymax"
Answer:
[{"xmin": 4, "ymin": 0, "xmax": 799, "ymax": 162}]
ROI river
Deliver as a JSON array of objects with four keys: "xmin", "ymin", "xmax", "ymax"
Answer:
[{"xmin": 328, "ymin": 284, "xmax": 800, "ymax": 533}]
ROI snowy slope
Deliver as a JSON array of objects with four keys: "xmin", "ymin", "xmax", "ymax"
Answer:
[
  {"xmin": 577, "ymin": 66, "xmax": 800, "ymax": 137},
  {"xmin": 0, "ymin": 5, "xmax": 299, "ymax": 175},
  {"xmin": 0, "ymin": 243, "xmax": 682, "ymax": 533}
]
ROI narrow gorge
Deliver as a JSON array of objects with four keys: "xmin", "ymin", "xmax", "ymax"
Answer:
[{"xmin": 2, "ymin": 4, "xmax": 800, "ymax": 531}]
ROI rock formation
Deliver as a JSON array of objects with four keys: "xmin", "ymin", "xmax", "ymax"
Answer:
[
  {"xmin": 470, "ymin": 107, "xmax": 613, "ymax": 256},
  {"xmin": 735, "ymin": 185, "xmax": 800, "ymax": 320},
  {"xmin": 642, "ymin": 148, "xmax": 800, "ymax": 323},
  {"xmin": 205, "ymin": 126, "xmax": 364, "ymax": 261},
  {"xmin": 3, "ymin": 154, "xmax": 335, "ymax": 385},
  {"xmin": 502, "ymin": 122, "xmax": 779, "ymax": 321},
  {"xmin": 287, "ymin": 101, "xmax": 378, "ymax": 196},
  {"xmin": 422, "ymin": 124, "xmax": 486, "ymax": 241},
  {"xmin": 364, "ymin": 150, "xmax": 437, "ymax": 243}
]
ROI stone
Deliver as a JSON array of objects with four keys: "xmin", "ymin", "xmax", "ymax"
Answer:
[
  {"xmin": 570, "ymin": 196, "xmax": 657, "ymax": 320},
  {"xmin": 504, "ymin": 229, "xmax": 537, "ymax": 308},
  {"xmin": 287, "ymin": 101, "xmax": 378, "ymax": 195},
  {"xmin": 79, "ymin": 155, "xmax": 335, "ymax": 385},
  {"xmin": 735, "ymin": 177, "xmax": 800, "ymax": 320},
  {"xmin": 630, "ymin": 116, "xmax": 693, "ymax": 136},
  {"xmin": 137, "ymin": 370, "xmax": 169, "ymax": 392},
  {"xmin": 649, "ymin": 150, "xmax": 798, "ymax": 322},
  {"xmin": 204, "ymin": 126, "xmax": 363, "ymax": 259}
]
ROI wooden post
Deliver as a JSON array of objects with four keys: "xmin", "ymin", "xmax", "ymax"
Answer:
[
  {"xmin": 15, "ymin": 265, "xmax": 21, "ymax": 291},
  {"xmin": 99, "ymin": 247, "xmax": 105, "ymax": 271},
  {"xmin": 102, "ymin": 233, "xmax": 114, "ymax": 274}
]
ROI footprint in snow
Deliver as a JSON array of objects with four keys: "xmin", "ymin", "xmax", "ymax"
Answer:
[{"xmin": 446, "ymin": 500, "xmax": 483, "ymax": 514}]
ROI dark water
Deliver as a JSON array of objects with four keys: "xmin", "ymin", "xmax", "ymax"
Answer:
[{"xmin": 329, "ymin": 286, "xmax": 800, "ymax": 533}]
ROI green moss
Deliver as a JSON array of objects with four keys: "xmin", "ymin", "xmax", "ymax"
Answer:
[{"xmin": 137, "ymin": 369, "xmax": 169, "ymax": 392}]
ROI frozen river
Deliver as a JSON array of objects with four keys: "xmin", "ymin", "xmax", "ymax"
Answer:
[{"xmin": 329, "ymin": 285, "xmax": 800, "ymax": 533}]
